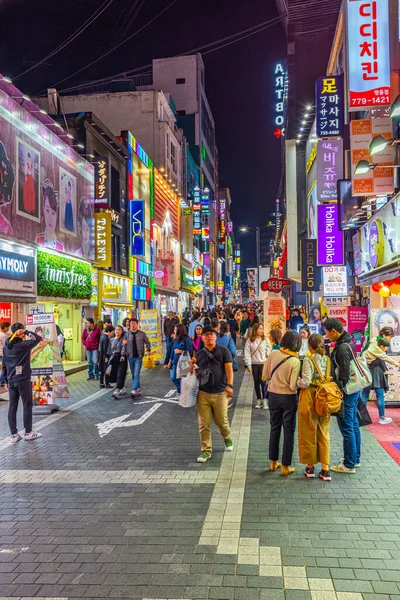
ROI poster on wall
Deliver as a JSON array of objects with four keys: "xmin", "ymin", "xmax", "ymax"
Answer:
[
  {"xmin": 247, "ymin": 268, "xmax": 258, "ymax": 301},
  {"xmin": 322, "ymin": 266, "xmax": 348, "ymax": 297},
  {"xmin": 371, "ymin": 304, "xmax": 400, "ymax": 404},
  {"xmin": 0, "ymin": 89, "xmax": 94, "ymax": 258},
  {"xmin": 328, "ymin": 306, "xmax": 348, "ymax": 329},
  {"xmin": 263, "ymin": 297, "xmax": 286, "ymax": 334},
  {"xmin": 26, "ymin": 312, "xmax": 69, "ymax": 406},
  {"xmin": 348, "ymin": 306, "xmax": 369, "ymax": 353},
  {"xmin": 140, "ymin": 308, "xmax": 163, "ymax": 362}
]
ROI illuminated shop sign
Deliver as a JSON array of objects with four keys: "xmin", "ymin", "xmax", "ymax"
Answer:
[
  {"xmin": 274, "ymin": 63, "xmax": 285, "ymax": 127},
  {"xmin": 94, "ymin": 157, "xmax": 110, "ymax": 207},
  {"xmin": 347, "ymin": 0, "xmax": 390, "ymax": 111},
  {"xmin": 129, "ymin": 199, "xmax": 145, "ymax": 256},
  {"xmin": 94, "ymin": 212, "xmax": 112, "ymax": 268},
  {"xmin": 315, "ymin": 75, "xmax": 344, "ymax": 138},
  {"xmin": 193, "ymin": 203, "xmax": 201, "ymax": 234},
  {"xmin": 317, "ymin": 204, "xmax": 344, "ymax": 266}
]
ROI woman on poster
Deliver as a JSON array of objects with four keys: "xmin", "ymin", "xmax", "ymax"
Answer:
[
  {"xmin": 23, "ymin": 152, "xmax": 36, "ymax": 215},
  {"xmin": 35, "ymin": 180, "xmax": 65, "ymax": 252},
  {"xmin": 75, "ymin": 197, "xmax": 93, "ymax": 259}
]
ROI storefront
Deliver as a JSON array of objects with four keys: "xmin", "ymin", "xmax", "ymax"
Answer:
[
  {"xmin": 37, "ymin": 249, "xmax": 93, "ymax": 363},
  {"xmin": 0, "ymin": 239, "xmax": 36, "ymax": 323},
  {"xmin": 130, "ymin": 257, "xmax": 154, "ymax": 316},
  {"xmin": 98, "ymin": 271, "xmax": 132, "ymax": 325}
]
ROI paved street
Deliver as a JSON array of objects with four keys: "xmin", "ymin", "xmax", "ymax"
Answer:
[{"xmin": 0, "ymin": 361, "xmax": 400, "ymax": 600}]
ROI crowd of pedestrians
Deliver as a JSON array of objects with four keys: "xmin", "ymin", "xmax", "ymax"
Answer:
[{"xmin": 3, "ymin": 301, "xmax": 395, "ymax": 476}]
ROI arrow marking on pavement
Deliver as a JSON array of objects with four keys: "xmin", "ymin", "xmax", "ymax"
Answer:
[{"xmin": 96, "ymin": 403, "xmax": 162, "ymax": 438}]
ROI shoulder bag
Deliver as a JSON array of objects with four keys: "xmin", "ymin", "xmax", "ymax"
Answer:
[{"xmin": 343, "ymin": 343, "xmax": 372, "ymax": 394}]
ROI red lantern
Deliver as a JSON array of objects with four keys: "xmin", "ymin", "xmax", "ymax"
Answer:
[{"xmin": 371, "ymin": 283, "xmax": 383, "ymax": 292}]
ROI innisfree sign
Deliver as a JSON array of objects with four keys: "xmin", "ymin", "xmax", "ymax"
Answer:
[{"xmin": 37, "ymin": 250, "xmax": 92, "ymax": 300}]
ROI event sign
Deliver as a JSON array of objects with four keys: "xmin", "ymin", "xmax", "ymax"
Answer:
[
  {"xmin": 316, "ymin": 140, "xmax": 344, "ymax": 202},
  {"xmin": 327, "ymin": 306, "xmax": 348, "ymax": 329},
  {"xmin": 317, "ymin": 204, "xmax": 344, "ymax": 266},
  {"xmin": 129, "ymin": 199, "xmax": 145, "ymax": 257},
  {"xmin": 347, "ymin": 0, "xmax": 390, "ymax": 111},
  {"xmin": 315, "ymin": 75, "xmax": 344, "ymax": 138},
  {"xmin": 323, "ymin": 266, "xmax": 348, "ymax": 297},
  {"xmin": 300, "ymin": 239, "xmax": 321, "ymax": 292}
]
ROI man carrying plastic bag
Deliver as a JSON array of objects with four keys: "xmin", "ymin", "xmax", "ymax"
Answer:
[{"xmin": 187, "ymin": 325, "xmax": 234, "ymax": 463}]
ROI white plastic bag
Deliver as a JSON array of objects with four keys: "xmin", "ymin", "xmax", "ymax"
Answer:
[
  {"xmin": 179, "ymin": 372, "xmax": 199, "ymax": 408},
  {"xmin": 176, "ymin": 351, "xmax": 191, "ymax": 379}
]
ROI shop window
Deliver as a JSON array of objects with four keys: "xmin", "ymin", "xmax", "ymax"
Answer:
[{"xmin": 111, "ymin": 166, "xmax": 120, "ymax": 212}]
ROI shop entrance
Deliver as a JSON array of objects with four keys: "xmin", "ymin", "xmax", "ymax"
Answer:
[{"xmin": 44, "ymin": 302, "xmax": 83, "ymax": 363}]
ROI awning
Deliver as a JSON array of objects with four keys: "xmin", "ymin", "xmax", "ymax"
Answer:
[{"xmin": 357, "ymin": 266, "xmax": 400, "ymax": 287}]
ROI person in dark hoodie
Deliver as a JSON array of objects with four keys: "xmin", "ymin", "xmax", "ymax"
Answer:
[
  {"xmin": 324, "ymin": 318, "xmax": 361, "ymax": 474},
  {"xmin": 3, "ymin": 322, "xmax": 42, "ymax": 443}
]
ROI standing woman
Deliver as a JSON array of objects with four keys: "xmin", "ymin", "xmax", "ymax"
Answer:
[
  {"xmin": 244, "ymin": 324, "xmax": 271, "ymax": 409},
  {"xmin": 98, "ymin": 325, "xmax": 115, "ymax": 389},
  {"xmin": 122, "ymin": 318, "xmax": 131, "ymax": 332},
  {"xmin": 110, "ymin": 325, "xmax": 128, "ymax": 398},
  {"xmin": 192, "ymin": 324, "xmax": 204, "ymax": 354},
  {"xmin": 263, "ymin": 330, "xmax": 302, "ymax": 475},
  {"xmin": 297, "ymin": 334, "xmax": 332, "ymax": 481},
  {"xmin": 299, "ymin": 325, "xmax": 310, "ymax": 358},
  {"xmin": 166, "ymin": 324, "xmax": 194, "ymax": 394}
]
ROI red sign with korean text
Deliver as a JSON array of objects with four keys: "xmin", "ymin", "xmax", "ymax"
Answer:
[{"xmin": 347, "ymin": 0, "xmax": 390, "ymax": 111}]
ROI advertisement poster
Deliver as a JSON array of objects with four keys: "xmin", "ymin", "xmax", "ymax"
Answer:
[
  {"xmin": 315, "ymin": 75, "xmax": 344, "ymax": 138},
  {"xmin": 26, "ymin": 313, "xmax": 69, "ymax": 406},
  {"xmin": 140, "ymin": 308, "xmax": 163, "ymax": 362},
  {"xmin": 0, "ymin": 89, "xmax": 94, "ymax": 259},
  {"xmin": 371, "ymin": 304, "xmax": 400, "ymax": 404},
  {"xmin": 348, "ymin": 306, "xmax": 369, "ymax": 353},
  {"xmin": 247, "ymin": 268, "xmax": 258, "ymax": 302},
  {"xmin": 322, "ymin": 266, "xmax": 348, "ymax": 297},
  {"xmin": 263, "ymin": 297, "xmax": 287, "ymax": 334},
  {"xmin": 327, "ymin": 306, "xmax": 348, "ymax": 329}
]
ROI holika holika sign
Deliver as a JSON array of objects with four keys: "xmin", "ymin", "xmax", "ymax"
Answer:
[{"xmin": 37, "ymin": 250, "xmax": 92, "ymax": 300}]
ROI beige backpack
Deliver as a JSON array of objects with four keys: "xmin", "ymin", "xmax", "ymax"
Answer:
[{"xmin": 308, "ymin": 355, "xmax": 343, "ymax": 417}]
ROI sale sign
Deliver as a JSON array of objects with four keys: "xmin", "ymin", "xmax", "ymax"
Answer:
[
  {"xmin": 347, "ymin": 0, "xmax": 390, "ymax": 111},
  {"xmin": 0, "ymin": 302, "xmax": 11, "ymax": 321}
]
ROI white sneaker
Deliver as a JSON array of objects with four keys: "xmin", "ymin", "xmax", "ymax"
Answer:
[
  {"xmin": 379, "ymin": 417, "xmax": 392, "ymax": 424},
  {"xmin": 254, "ymin": 400, "xmax": 262, "ymax": 409},
  {"xmin": 23, "ymin": 431, "xmax": 42, "ymax": 441},
  {"xmin": 262, "ymin": 400, "xmax": 268, "ymax": 409},
  {"xmin": 10, "ymin": 433, "xmax": 22, "ymax": 443}
]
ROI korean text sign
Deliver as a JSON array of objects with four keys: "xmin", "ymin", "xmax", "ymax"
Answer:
[
  {"xmin": 347, "ymin": 0, "xmax": 390, "ymax": 111},
  {"xmin": 323, "ymin": 266, "xmax": 348, "ymax": 297},
  {"xmin": 316, "ymin": 139, "xmax": 344, "ymax": 201},
  {"xmin": 316, "ymin": 75, "xmax": 344, "ymax": 138},
  {"xmin": 94, "ymin": 157, "xmax": 110, "ymax": 207},
  {"xmin": 129, "ymin": 199, "xmax": 145, "ymax": 257},
  {"xmin": 317, "ymin": 204, "xmax": 344, "ymax": 266}
]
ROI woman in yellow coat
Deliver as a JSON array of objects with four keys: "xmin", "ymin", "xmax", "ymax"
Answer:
[{"xmin": 297, "ymin": 333, "xmax": 332, "ymax": 481}]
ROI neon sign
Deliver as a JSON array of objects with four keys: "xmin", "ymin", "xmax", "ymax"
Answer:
[
  {"xmin": 274, "ymin": 63, "xmax": 286, "ymax": 131},
  {"xmin": 129, "ymin": 199, "xmax": 145, "ymax": 256}
]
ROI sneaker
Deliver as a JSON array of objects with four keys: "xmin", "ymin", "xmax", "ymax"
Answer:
[
  {"xmin": 282, "ymin": 466, "xmax": 295, "ymax": 476},
  {"xmin": 23, "ymin": 431, "xmax": 42, "ymax": 441},
  {"xmin": 131, "ymin": 390, "xmax": 139, "ymax": 397},
  {"xmin": 340, "ymin": 458, "xmax": 361, "ymax": 468},
  {"xmin": 270, "ymin": 460, "xmax": 282, "ymax": 471},
  {"xmin": 87, "ymin": 376, "xmax": 95, "ymax": 381},
  {"xmin": 304, "ymin": 467, "xmax": 315, "ymax": 478},
  {"xmin": 105, "ymin": 384, "xmax": 113, "ymax": 389},
  {"xmin": 254, "ymin": 400, "xmax": 262, "ymax": 409},
  {"xmin": 224, "ymin": 438, "xmax": 233, "ymax": 452},
  {"xmin": 262, "ymin": 400, "xmax": 268, "ymax": 409},
  {"xmin": 197, "ymin": 451, "xmax": 212, "ymax": 463},
  {"xmin": 379, "ymin": 417, "xmax": 392, "ymax": 424},
  {"xmin": 319, "ymin": 469, "xmax": 332, "ymax": 481},
  {"xmin": 228, "ymin": 402, "xmax": 233, "ymax": 409},
  {"xmin": 331, "ymin": 464, "xmax": 356, "ymax": 474},
  {"xmin": 10, "ymin": 433, "xmax": 22, "ymax": 443}
]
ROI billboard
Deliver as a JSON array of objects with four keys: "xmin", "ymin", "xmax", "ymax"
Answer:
[
  {"xmin": 347, "ymin": 0, "xmax": 390, "ymax": 111},
  {"xmin": 0, "ymin": 89, "xmax": 94, "ymax": 259},
  {"xmin": 94, "ymin": 157, "xmax": 110, "ymax": 207},
  {"xmin": 300, "ymin": 239, "xmax": 321, "ymax": 292},
  {"xmin": 317, "ymin": 204, "xmax": 344, "ymax": 266},
  {"xmin": 316, "ymin": 139, "xmax": 344, "ymax": 202},
  {"xmin": 94, "ymin": 212, "xmax": 112, "ymax": 268},
  {"xmin": 247, "ymin": 267, "xmax": 258, "ymax": 301},
  {"xmin": 315, "ymin": 75, "xmax": 344, "ymax": 138},
  {"xmin": 129, "ymin": 199, "xmax": 145, "ymax": 257}
]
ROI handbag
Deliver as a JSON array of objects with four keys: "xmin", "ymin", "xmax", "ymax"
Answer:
[
  {"xmin": 342, "ymin": 343, "xmax": 372, "ymax": 395},
  {"xmin": 308, "ymin": 355, "xmax": 343, "ymax": 417},
  {"xmin": 357, "ymin": 396, "xmax": 372, "ymax": 427}
]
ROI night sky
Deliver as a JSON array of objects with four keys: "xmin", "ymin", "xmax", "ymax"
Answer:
[{"xmin": 0, "ymin": 0, "xmax": 286, "ymax": 268}]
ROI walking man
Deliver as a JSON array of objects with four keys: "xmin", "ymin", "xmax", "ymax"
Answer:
[
  {"xmin": 164, "ymin": 311, "xmax": 179, "ymax": 348},
  {"xmin": 3, "ymin": 323, "xmax": 43, "ymax": 442},
  {"xmin": 194, "ymin": 325, "xmax": 234, "ymax": 463},
  {"xmin": 82, "ymin": 318, "xmax": 101, "ymax": 380},
  {"xmin": 239, "ymin": 310, "xmax": 251, "ymax": 350},
  {"xmin": 324, "ymin": 318, "xmax": 361, "ymax": 474},
  {"xmin": 122, "ymin": 318, "xmax": 151, "ymax": 397}
]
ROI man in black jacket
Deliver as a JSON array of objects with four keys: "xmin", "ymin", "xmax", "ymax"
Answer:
[
  {"xmin": 163, "ymin": 311, "xmax": 179, "ymax": 349},
  {"xmin": 3, "ymin": 323, "xmax": 43, "ymax": 443},
  {"xmin": 324, "ymin": 318, "xmax": 361, "ymax": 474}
]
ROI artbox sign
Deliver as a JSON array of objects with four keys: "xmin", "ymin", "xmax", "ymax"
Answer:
[
  {"xmin": 316, "ymin": 140, "xmax": 344, "ymax": 202},
  {"xmin": 300, "ymin": 239, "xmax": 321, "ymax": 292},
  {"xmin": 317, "ymin": 204, "xmax": 344, "ymax": 266},
  {"xmin": 347, "ymin": 0, "xmax": 390, "ymax": 111},
  {"xmin": 274, "ymin": 63, "xmax": 286, "ymax": 128},
  {"xmin": 315, "ymin": 75, "xmax": 344, "ymax": 138},
  {"xmin": 129, "ymin": 199, "xmax": 145, "ymax": 257},
  {"xmin": 350, "ymin": 118, "xmax": 394, "ymax": 196},
  {"xmin": 323, "ymin": 266, "xmax": 348, "ymax": 297}
]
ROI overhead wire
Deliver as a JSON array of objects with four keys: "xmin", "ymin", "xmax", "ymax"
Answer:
[
  {"xmin": 14, "ymin": 0, "xmax": 115, "ymax": 80},
  {"xmin": 119, "ymin": 0, "xmax": 146, "ymax": 41},
  {"xmin": 43, "ymin": 0, "xmax": 180, "ymax": 92}
]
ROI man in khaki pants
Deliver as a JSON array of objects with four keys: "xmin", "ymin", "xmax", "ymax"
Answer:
[{"xmin": 193, "ymin": 325, "xmax": 234, "ymax": 463}]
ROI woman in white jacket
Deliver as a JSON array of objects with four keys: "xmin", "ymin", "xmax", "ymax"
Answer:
[{"xmin": 244, "ymin": 324, "xmax": 271, "ymax": 408}]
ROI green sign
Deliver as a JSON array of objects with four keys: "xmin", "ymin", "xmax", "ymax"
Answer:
[{"xmin": 37, "ymin": 250, "xmax": 92, "ymax": 300}]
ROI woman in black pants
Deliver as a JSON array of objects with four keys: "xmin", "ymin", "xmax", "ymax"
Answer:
[
  {"xmin": 244, "ymin": 324, "xmax": 271, "ymax": 409},
  {"xmin": 262, "ymin": 330, "xmax": 302, "ymax": 476},
  {"xmin": 110, "ymin": 326, "xmax": 128, "ymax": 399}
]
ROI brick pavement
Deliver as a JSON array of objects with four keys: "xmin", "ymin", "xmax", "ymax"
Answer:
[{"xmin": 0, "ymin": 361, "xmax": 399, "ymax": 600}]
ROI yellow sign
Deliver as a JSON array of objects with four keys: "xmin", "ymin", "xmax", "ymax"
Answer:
[
  {"xmin": 99, "ymin": 272, "xmax": 131, "ymax": 305},
  {"xmin": 306, "ymin": 140, "xmax": 318, "ymax": 174},
  {"xmin": 140, "ymin": 309, "xmax": 163, "ymax": 361},
  {"xmin": 95, "ymin": 212, "xmax": 112, "ymax": 268}
]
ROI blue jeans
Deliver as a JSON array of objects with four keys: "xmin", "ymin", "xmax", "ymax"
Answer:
[
  {"xmin": 86, "ymin": 349, "xmax": 99, "ymax": 378},
  {"xmin": 170, "ymin": 363, "xmax": 181, "ymax": 394},
  {"xmin": 0, "ymin": 355, "xmax": 5, "ymax": 385},
  {"xmin": 337, "ymin": 391, "xmax": 361, "ymax": 469},
  {"xmin": 362, "ymin": 386, "xmax": 385, "ymax": 419},
  {"xmin": 129, "ymin": 357, "xmax": 143, "ymax": 391}
]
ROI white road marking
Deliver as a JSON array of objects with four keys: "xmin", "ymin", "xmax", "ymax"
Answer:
[{"xmin": 96, "ymin": 403, "xmax": 162, "ymax": 437}]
